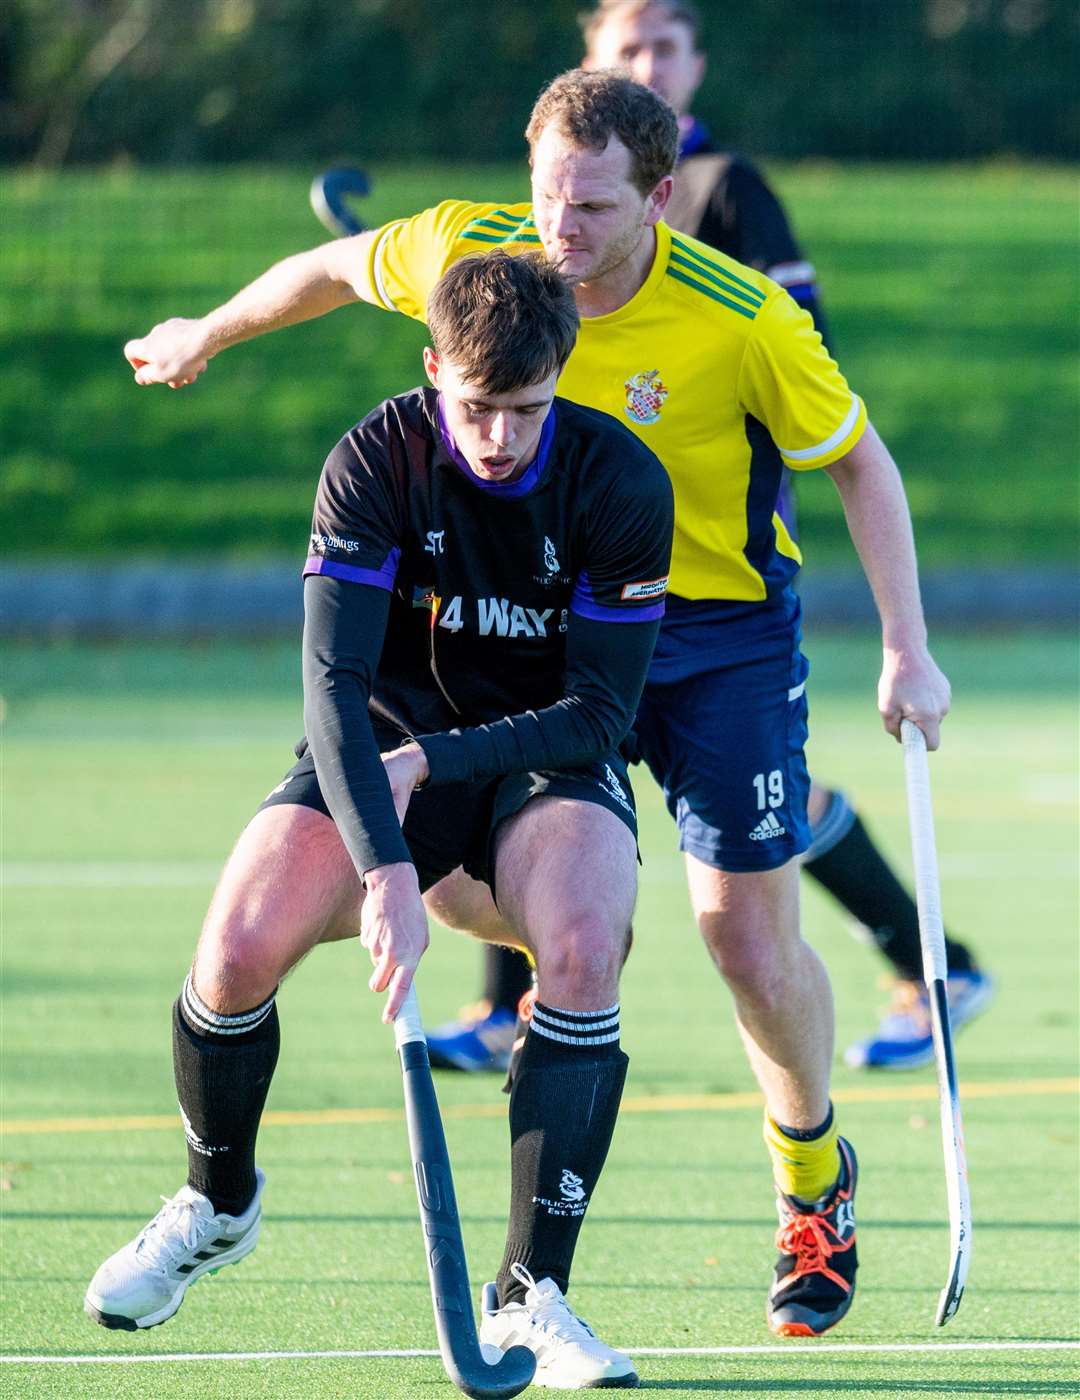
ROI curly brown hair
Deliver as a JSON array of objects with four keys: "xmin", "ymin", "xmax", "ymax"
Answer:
[{"xmin": 525, "ymin": 68, "xmax": 678, "ymax": 196}]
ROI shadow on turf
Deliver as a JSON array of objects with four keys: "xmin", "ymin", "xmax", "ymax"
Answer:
[
  {"xmin": 643, "ymin": 1383, "xmax": 1078, "ymax": 1395},
  {"xmin": 7, "ymin": 1210, "xmax": 1075, "ymax": 1235}
]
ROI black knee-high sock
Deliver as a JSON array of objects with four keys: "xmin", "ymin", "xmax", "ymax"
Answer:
[
  {"xmin": 483, "ymin": 944, "xmax": 534, "ymax": 1015},
  {"xmin": 496, "ymin": 1001, "xmax": 627, "ymax": 1305},
  {"xmin": 173, "ymin": 973, "xmax": 280, "ymax": 1216},
  {"xmin": 803, "ymin": 792, "xmax": 975, "ymax": 981}
]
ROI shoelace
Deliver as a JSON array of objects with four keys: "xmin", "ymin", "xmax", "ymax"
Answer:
[
  {"xmin": 508, "ymin": 1263, "xmax": 598, "ymax": 1343},
  {"xmin": 775, "ymin": 1211, "xmax": 836, "ymax": 1273},
  {"xmin": 134, "ymin": 1195, "xmax": 205, "ymax": 1272}
]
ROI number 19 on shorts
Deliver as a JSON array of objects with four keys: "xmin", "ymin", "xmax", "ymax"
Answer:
[{"xmin": 753, "ymin": 770, "xmax": 785, "ymax": 810}]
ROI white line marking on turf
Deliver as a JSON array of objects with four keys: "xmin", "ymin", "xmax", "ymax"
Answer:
[{"xmin": 4, "ymin": 1341, "xmax": 1077, "ymax": 1364}]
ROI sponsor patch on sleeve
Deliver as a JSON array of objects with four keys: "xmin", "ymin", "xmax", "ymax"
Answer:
[{"xmin": 620, "ymin": 576, "xmax": 669, "ymax": 601}]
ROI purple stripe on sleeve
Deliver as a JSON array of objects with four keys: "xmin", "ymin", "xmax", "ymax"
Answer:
[
  {"xmin": 571, "ymin": 598, "xmax": 666, "ymax": 623},
  {"xmin": 303, "ymin": 547, "xmax": 400, "ymax": 590},
  {"xmin": 571, "ymin": 574, "xmax": 664, "ymax": 623}
]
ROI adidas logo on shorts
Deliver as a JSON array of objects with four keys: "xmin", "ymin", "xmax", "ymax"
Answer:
[{"xmin": 749, "ymin": 812, "xmax": 786, "ymax": 841}]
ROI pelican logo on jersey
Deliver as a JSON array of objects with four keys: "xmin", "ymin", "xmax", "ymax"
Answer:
[
  {"xmin": 533, "ymin": 535, "xmax": 568, "ymax": 587},
  {"xmin": 623, "ymin": 369, "xmax": 669, "ymax": 425}
]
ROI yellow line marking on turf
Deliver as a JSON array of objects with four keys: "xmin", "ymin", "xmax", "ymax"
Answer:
[{"xmin": 2, "ymin": 1077, "xmax": 1076, "ymax": 1137}]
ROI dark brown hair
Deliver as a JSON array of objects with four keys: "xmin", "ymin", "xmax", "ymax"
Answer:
[
  {"xmin": 426, "ymin": 252, "xmax": 579, "ymax": 394},
  {"xmin": 526, "ymin": 68, "xmax": 678, "ymax": 196},
  {"xmin": 579, "ymin": 0, "xmax": 704, "ymax": 51}
]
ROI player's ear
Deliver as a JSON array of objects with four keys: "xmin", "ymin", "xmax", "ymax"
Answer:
[
  {"xmin": 422, "ymin": 346, "xmax": 440, "ymax": 388},
  {"xmin": 645, "ymin": 174, "xmax": 674, "ymax": 226}
]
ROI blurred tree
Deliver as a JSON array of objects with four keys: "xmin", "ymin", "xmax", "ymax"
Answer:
[{"xmin": 2, "ymin": 0, "xmax": 1077, "ymax": 165}]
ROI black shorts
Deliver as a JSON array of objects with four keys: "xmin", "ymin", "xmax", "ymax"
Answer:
[{"xmin": 258, "ymin": 730, "xmax": 638, "ymax": 896}]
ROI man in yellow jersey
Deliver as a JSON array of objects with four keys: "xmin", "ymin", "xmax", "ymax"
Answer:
[
  {"xmin": 124, "ymin": 71, "xmax": 951, "ymax": 1341},
  {"xmin": 572, "ymin": 0, "xmax": 993, "ymax": 1077}
]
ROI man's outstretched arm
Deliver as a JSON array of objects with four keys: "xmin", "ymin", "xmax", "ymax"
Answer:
[
  {"xmin": 825, "ymin": 422, "xmax": 951, "ymax": 748},
  {"xmin": 124, "ymin": 231, "xmax": 378, "ymax": 388}
]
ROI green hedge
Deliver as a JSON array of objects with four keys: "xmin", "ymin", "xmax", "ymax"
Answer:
[
  {"xmin": 2, "ymin": 161, "xmax": 1077, "ymax": 565},
  {"xmin": 11, "ymin": 1, "xmax": 1079, "ymax": 164}
]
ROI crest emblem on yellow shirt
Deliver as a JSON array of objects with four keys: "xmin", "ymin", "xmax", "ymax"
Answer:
[{"xmin": 623, "ymin": 370, "xmax": 669, "ymax": 425}]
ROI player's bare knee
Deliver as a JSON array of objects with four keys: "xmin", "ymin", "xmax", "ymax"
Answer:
[
  {"xmin": 193, "ymin": 891, "xmax": 285, "ymax": 1010},
  {"xmin": 192, "ymin": 926, "xmax": 276, "ymax": 1012},
  {"xmin": 536, "ymin": 915, "xmax": 627, "ymax": 999},
  {"xmin": 701, "ymin": 921, "xmax": 791, "ymax": 1013}
]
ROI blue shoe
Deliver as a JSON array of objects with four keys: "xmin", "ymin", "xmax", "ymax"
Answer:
[
  {"xmin": 844, "ymin": 970, "xmax": 994, "ymax": 1071},
  {"xmin": 425, "ymin": 1003, "xmax": 519, "ymax": 1073}
]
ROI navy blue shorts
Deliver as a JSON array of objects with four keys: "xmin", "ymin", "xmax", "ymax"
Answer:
[
  {"xmin": 633, "ymin": 590, "xmax": 811, "ymax": 873},
  {"xmin": 259, "ymin": 728, "xmax": 637, "ymax": 897}
]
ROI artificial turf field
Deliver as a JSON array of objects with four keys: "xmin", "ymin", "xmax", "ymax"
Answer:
[{"xmin": 2, "ymin": 630, "xmax": 1077, "ymax": 1398}]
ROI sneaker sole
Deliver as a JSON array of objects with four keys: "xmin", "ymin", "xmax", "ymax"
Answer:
[
  {"xmin": 533, "ymin": 1367, "xmax": 640, "ymax": 1389},
  {"xmin": 84, "ymin": 1218, "xmax": 260, "ymax": 1330},
  {"xmin": 844, "ymin": 1042, "xmax": 935, "ymax": 1071},
  {"xmin": 767, "ymin": 1293, "xmax": 856, "ymax": 1337}
]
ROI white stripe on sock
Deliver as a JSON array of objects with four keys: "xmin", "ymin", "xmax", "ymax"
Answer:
[{"xmin": 182, "ymin": 975, "xmax": 275, "ymax": 1036}]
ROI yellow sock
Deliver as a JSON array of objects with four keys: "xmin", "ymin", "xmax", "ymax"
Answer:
[{"xmin": 763, "ymin": 1109, "xmax": 841, "ymax": 1204}]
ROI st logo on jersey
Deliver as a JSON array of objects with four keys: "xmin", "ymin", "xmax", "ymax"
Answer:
[{"xmin": 623, "ymin": 369, "xmax": 669, "ymax": 425}]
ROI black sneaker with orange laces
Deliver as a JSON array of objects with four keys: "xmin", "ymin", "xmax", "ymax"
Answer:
[{"xmin": 766, "ymin": 1136, "xmax": 858, "ymax": 1336}]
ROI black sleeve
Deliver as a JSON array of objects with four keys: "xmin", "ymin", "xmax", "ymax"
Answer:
[
  {"xmin": 302, "ymin": 573, "xmax": 412, "ymax": 877},
  {"xmin": 705, "ymin": 158, "xmax": 829, "ymax": 344},
  {"xmin": 413, "ymin": 610, "xmax": 662, "ymax": 785}
]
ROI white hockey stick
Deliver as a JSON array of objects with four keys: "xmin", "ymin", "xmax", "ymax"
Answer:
[{"xmin": 900, "ymin": 719, "xmax": 972, "ymax": 1325}]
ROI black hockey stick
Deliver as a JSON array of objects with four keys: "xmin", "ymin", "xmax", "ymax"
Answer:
[
  {"xmin": 310, "ymin": 165, "xmax": 371, "ymax": 236},
  {"xmin": 394, "ymin": 985, "xmax": 536, "ymax": 1398},
  {"xmin": 900, "ymin": 719, "xmax": 972, "ymax": 1325}
]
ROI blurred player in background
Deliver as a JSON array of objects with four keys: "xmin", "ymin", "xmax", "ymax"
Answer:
[
  {"xmin": 425, "ymin": 0, "xmax": 992, "ymax": 1079},
  {"xmin": 87, "ymin": 253, "xmax": 674, "ymax": 1389},
  {"xmin": 118, "ymin": 70, "xmax": 954, "ymax": 1339}
]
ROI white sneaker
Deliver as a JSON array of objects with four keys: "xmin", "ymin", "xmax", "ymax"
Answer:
[
  {"xmin": 84, "ymin": 1170, "xmax": 264, "ymax": 1329},
  {"xmin": 479, "ymin": 1262, "xmax": 638, "ymax": 1389}
]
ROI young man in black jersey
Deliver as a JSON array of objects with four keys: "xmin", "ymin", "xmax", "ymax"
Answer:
[{"xmin": 86, "ymin": 252, "xmax": 673, "ymax": 1390}]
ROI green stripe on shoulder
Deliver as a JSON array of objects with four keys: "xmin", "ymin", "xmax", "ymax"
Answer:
[
  {"xmin": 459, "ymin": 209, "xmax": 537, "ymax": 244},
  {"xmin": 670, "ymin": 235, "xmax": 766, "ymax": 303},
  {"xmin": 669, "ymin": 251, "xmax": 764, "ymax": 310},
  {"xmin": 666, "ymin": 266, "xmax": 758, "ymax": 320}
]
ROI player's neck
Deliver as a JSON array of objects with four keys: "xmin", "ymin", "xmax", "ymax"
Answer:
[{"xmin": 573, "ymin": 227, "xmax": 657, "ymax": 318}]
